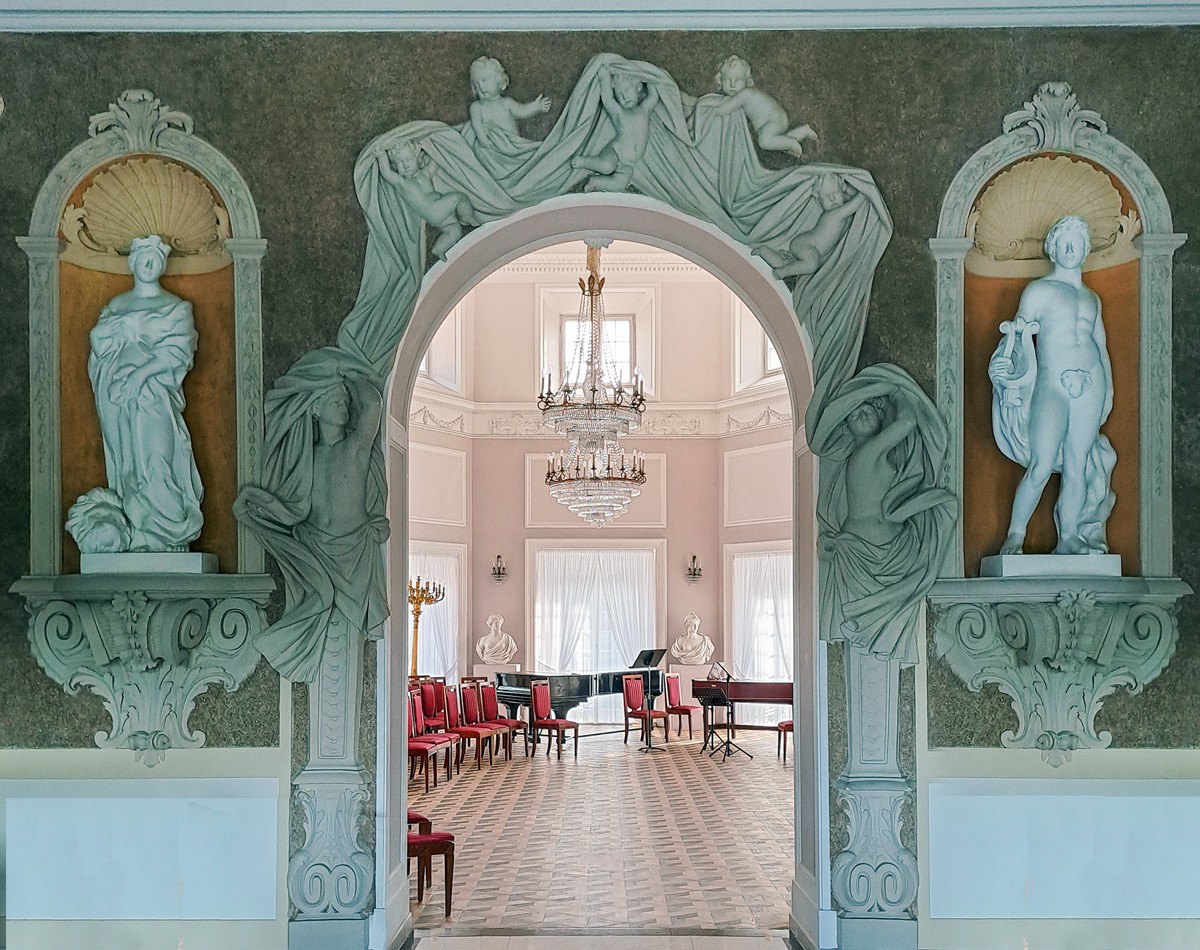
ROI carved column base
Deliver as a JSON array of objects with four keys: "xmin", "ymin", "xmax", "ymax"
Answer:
[
  {"xmin": 930, "ymin": 576, "xmax": 1189, "ymax": 765},
  {"xmin": 838, "ymin": 913, "xmax": 917, "ymax": 950},
  {"xmin": 12, "ymin": 573, "xmax": 273, "ymax": 766},
  {"xmin": 289, "ymin": 767, "xmax": 374, "ymax": 920},
  {"xmin": 832, "ymin": 779, "xmax": 918, "ymax": 918}
]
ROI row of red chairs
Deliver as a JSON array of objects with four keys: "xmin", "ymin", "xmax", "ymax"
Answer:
[
  {"xmin": 407, "ymin": 680, "xmax": 528, "ymax": 791},
  {"xmin": 622, "ymin": 672, "xmax": 702, "ymax": 744}
]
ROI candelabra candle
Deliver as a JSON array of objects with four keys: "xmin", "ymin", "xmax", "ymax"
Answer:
[{"xmin": 407, "ymin": 575, "xmax": 446, "ymax": 678}]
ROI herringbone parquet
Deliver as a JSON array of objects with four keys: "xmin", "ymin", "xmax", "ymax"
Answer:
[{"xmin": 409, "ymin": 726, "xmax": 794, "ymax": 933}]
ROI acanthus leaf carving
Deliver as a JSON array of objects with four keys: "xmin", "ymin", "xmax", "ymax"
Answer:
[
  {"xmin": 931, "ymin": 580, "xmax": 1185, "ymax": 766},
  {"xmin": 16, "ymin": 577, "xmax": 272, "ymax": 767},
  {"xmin": 831, "ymin": 782, "xmax": 918, "ymax": 917},
  {"xmin": 288, "ymin": 778, "xmax": 374, "ymax": 918},
  {"xmin": 1002, "ymin": 81, "xmax": 1106, "ymax": 153},
  {"xmin": 88, "ymin": 88, "xmax": 194, "ymax": 153}
]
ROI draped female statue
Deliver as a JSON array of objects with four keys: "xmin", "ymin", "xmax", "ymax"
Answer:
[{"xmin": 66, "ymin": 235, "xmax": 204, "ymax": 553}]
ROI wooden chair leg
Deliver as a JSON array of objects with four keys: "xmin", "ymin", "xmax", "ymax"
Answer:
[
  {"xmin": 416, "ymin": 853, "xmax": 426, "ymax": 902},
  {"xmin": 573, "ymin": 726, "xmax": 579, "ymax": 759},
  {"xmin": 688, "ymin": 714, "xmax": 693, "ymax": 740},
  {"xmin": 444, "ymin": 850, "xmax": 454, "ymax": 917}
]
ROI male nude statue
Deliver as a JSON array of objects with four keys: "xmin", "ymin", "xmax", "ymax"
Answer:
[{"xmin": 988, "ymin": 215, "xmax": 1115, "ymax": 556}]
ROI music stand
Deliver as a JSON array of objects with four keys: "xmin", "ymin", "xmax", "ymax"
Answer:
[
  {"xmin": 692, "ymin": 684, "xmax": 751, "ymax": 762},
  {"xmin": 629, "ymin": 649, "xmax": 667, "ymax": 753}
]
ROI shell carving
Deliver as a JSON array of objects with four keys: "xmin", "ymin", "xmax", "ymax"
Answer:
[
  {"xmin": 966, "ymin": 155, "xmax": 1141, "ymax": 277},
  {"xmin": 60, "ymin": 157, "xmax": 232, "ymax": 275}
]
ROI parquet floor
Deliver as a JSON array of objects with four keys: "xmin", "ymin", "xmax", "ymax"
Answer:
[{"xmin": 408, "ymin": 724, "xmax": 794, "ymax": 936}]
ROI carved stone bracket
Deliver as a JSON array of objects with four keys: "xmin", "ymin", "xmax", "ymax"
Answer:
[
  {"xmin": 929, "ymin": 576, "xmax": 1189, "ymax": 765},
  {"xmin": 12, "ymin": 573, "xmax": 274, "ymax": 766}
]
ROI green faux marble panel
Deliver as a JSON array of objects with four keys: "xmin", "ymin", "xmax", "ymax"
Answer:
[{"xmin": 0, "ymin": 28, "xmax": 1197, "ymax": 752}]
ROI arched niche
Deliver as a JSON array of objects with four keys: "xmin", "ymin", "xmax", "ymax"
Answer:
[
  {"xmin": 11, "ymin": 89, "xmax": 273, "ymax": 767},
  {"xmin": 19, "ymin": 87, "xmax": 267, "ymax": 575},
  {"xmin": 929, "ymin": 81, "xmax": 1185, "ymax": 577}
]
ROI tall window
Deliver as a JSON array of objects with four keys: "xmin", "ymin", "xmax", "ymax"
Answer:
[
  {"xmin": 408, "ymin": 544, "xmax": 463, "ymax": 683},
  {"xmin": 562, "ymin": 312, "xmax": 635, "ymax": 386},
  {"xmin": 730, "ymin": 548, "xmax": 793, "ymax": 725},
  {"xmin": 534, "ymin": 547, "xmax": 656, "ymax": 723}
]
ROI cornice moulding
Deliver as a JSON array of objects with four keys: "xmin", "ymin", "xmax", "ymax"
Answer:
[{"xmin": 2, "ymin": 3, "xmax": 1196, "ymax": 31}]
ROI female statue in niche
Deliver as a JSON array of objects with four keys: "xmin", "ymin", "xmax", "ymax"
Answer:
[
  {"xmin": 475, "ymin": 613, "xmax": 518, "ymax": 664},
  {"xmin": 670, "ymin": 611, "xmax": 715, "ymax": 665},
  {"xmin": 67, "ymin": 234, "xmax": 204, "ymax": 553}
]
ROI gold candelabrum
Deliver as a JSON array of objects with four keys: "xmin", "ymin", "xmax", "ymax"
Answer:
[{"xmin": 407, "ymin": 576, "xmax": 445, "ymax": 679}]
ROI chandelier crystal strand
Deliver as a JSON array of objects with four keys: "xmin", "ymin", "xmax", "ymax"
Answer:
[{"xmin": 538, "ymin": 244, "xmax": 649, "ymax": 527}]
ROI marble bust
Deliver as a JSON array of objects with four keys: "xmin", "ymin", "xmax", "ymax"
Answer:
[
  {"xmin": 988, "ymin": 215, "xmax": 1117, "ymax": 556},
  {"xmin": 670, "ymin": 612, "xmax": 715, "ymax": 665},
  {"xmin": 66, "ymin": 235, "xmax": 204, "ymax": 554},
  {"xmin": 475, "ymin": 613, "xmax": 518, "ymax": 664}
]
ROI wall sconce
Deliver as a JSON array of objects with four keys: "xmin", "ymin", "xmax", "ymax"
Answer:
[
  {"xmin": 686, "ymin": 555, "xmax": 703, "ymax": 582},
  {"xmin": 491, "ymin": 555, "xmax": 507, "ymax": 582}
]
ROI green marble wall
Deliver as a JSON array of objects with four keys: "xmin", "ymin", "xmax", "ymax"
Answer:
[{"xmin": 0, "ymin": 29, "xmax": 1196, "ymax": 756}]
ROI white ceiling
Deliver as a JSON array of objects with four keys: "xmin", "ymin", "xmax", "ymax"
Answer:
[{"xmin": 2, "ymin": 0, "xmax": 1197, "ymax": 31}]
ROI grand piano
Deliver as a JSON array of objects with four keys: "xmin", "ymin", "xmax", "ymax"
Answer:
[{"xmin": 495, "ymin": 668, "xmax": 665, "ymax": 721}]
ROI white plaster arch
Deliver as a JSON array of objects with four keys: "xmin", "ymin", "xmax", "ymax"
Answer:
[
  {"xmin": 381, "ymin": 193, "xmax": 829, "ymax": 949},
  {"xmin": 20, "ymin": 87, "xmax": 268, "ymax": 574}
]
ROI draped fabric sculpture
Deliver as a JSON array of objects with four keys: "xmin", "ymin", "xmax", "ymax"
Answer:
[
  {"xmin": 812, "ymin": 364, "xmax": 956, "ymax": 665},
  {"xmin": 234, "ymin": 347, "xmax": 389, "ymax": 683},
  {"xmin": 988, "ymin": 214, "xmax": 1117, "ymax": 556},
  {"xmin": 67, "ymin": 234, "xmax": 204, "ymax": 554}
]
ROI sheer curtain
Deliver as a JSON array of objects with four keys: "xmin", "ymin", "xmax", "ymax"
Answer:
[
  {"xmin": 730, "ymin": 549, "xmax": 793, "ymax": 725},
  {"xmin": 408, "ymin": 547, "xmax": 462, "ymax": 683},
  {"xmin": 535, "ymin": 547, "xmax": 656, "ymax": 723}
]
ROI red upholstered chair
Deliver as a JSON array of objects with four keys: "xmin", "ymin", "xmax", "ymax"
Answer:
[
  {"xmin": 420, "ymin": 679, "xmax": 447, "ymax": 733},
  {"xmin": 622, "ymin": 673, "xmax": 668, "ymax": 744},
  {"xmin": 406, "ymin": 809, "xmax": 432, "ymax": 835},
  {"xmin": 664, "ymin": 672, "xmax": 702, "ymax": 739},
  {"xmin": 531, "ymin": 679, "xmax": 578, "ymax": 759},
  {"xmin": 777, "ymin": 719, "xmax": 794, "ymax": 761},
  {"xmin": 460, "ymin": 682, "xmax": 505, "ymax": 767},
  {"xmin": 443, "ymin": 685, "xmax": 496, "ymax": 771},
  {"xmin": 480, "ymin": 682, "xmax": 529, "ymax": 758},
  {"xmin": 407, "ymin": 831, "xmax": 455, "ymax": 916},
  {"xmin": 408, "ymin": 693, "xmax": 456, "ymax": 792}
]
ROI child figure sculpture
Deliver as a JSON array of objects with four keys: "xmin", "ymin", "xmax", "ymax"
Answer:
[
  {"xmin": 377, "ymin": 142, "xmax": 479, "ymax": 260},
  {"xmin": 713, "ymin": 55, "xmax": 816, "ymax": 159},
  {"xmin": 468, "ymin": 56, "xmax": 551, "ymax": 149},
  {"xmin": 572, "ymin": 67, "xmax": 660, "ymax": 193},
  {"xmin": 757, "ymin": 173, "xmax": 866, "ymax": 279}
]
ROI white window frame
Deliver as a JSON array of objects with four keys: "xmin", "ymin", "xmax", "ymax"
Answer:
[
  {"xmin": 732, "ymin": 293, "xmax": 784, "ymax": 393},
  {"xmin": 560, "ymin": 310, "xmax": 637, "ymax": 387},
  {"xmin": 408, "ymin": 540, "xmax": 468, "ymax": 683},
  {"xmin": 416, "ymin": 298, "xmax": 465, "ymax": 395},
  {"xmin": 538, "ymin": 283, "xmax": 658, "ymax": 398},
  {"xmin": 525, "ymin": 536, "xmax": 668, "ymax": 666}
]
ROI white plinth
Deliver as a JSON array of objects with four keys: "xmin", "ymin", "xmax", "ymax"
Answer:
[
  {"xmin": 81, "ymin": 552, "xmax": 218, "ymax": 574},
  {"xmin": 980, "ymin": 554, "xmax": 1121, "ymax": 578},
  {"xmin": 669, "ymin": 663, "xmax": 714, "ymax": 709},
  {"xmin": 473, "ymin": 663, "xmax": 520, "ymax": 680}
]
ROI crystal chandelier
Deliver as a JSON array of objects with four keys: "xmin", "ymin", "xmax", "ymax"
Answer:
[{"xmin": 537, "ymin": 244, "xmax": 648, "ymax": 528}]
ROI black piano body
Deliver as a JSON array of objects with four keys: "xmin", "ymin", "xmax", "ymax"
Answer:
[{"xmin": 495, "ymin": 668, "xmax": 665, "ymax": 721}]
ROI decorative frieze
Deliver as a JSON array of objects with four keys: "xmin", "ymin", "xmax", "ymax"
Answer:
[
  {"xmin": 13, "ymin": 573, "xmax": 273, "ymax": 766},
  {"xmin": 929, "ymin": 577, "xmax": 1189, "ymax": 765}
]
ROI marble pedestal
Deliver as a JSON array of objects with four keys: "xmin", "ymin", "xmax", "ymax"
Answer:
[
  {"xmin": 473, "ymin": 663, "xmax": 520, "ymax": 679},
  {"xmin": 981, "ymin": 553, "xmax": 1121, "ymax": 577}
]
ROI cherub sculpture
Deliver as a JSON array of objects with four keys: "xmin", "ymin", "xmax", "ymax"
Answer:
[
  {"xmin": 756, "ymin": 173, "xmax": 866, "ymax": 279},
  {"xmin": 468, "ymin": 56, "xmax": 551, "ymax": 150},
  {"xmin": 713, "ymin": 55, "xmax": 817, "ymax": 159},
  {"xmin": 571, "ymin": 66, "xmax": 660, "ymax": 193},
  {"xmin": 377, "ymin": 141, "xmax": 479, "ymax": 260}
]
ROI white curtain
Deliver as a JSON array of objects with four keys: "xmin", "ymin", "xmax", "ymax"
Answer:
[
  {"xmin": 535, "ymin": 547, "xmax": 656, "ymax": 723},
  {"xmin": 408, "ymin": 548, "xmax": 461, "ymax": 683},
  {"xmin": 730, "ymin": 549, "xmax": 794, "ymax": 725}
]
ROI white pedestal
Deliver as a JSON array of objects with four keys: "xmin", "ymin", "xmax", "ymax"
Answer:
[
  {"xmin": 472, "ymin": 663, "xmax": 520, "ymax": 680},
  {"xmin": 81, "ymin": 552, "xmax": 218, "ymax": 574},
  {"xmin": 980, "ymin": 554, "xmax": 1121, "ymax": 578}
]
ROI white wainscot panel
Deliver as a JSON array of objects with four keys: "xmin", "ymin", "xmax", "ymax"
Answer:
[
  {"xmin": 5, "ymin": 778, "xmax": 278, "ymax": 920},
  {"xmin": 723, "ymin": 441, "xmax": 792, "ymax": 526},
  {"xmin": 928, "ymin": 778, "xmax": 1200, "ymax": 919},
  {"xmin": 409, "ymin": 442, "xmax": 467, "ymax": 526}
]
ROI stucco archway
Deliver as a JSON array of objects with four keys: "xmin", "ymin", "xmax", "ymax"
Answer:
[{"xmin": 380, "ymin": 193, "xmax": 830, "ymax": 949}]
